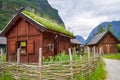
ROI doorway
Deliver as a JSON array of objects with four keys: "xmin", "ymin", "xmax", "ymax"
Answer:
[{"xmin": 18, "ymin": 41, "xmax": 28, "ymax": 63}]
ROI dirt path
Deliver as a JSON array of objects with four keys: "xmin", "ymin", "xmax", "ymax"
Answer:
[{"xmin": 103, "ymin": 58, "xmax": 120, "ymax": 80}]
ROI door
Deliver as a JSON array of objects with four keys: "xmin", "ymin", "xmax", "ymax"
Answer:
[
  {"xmin": 106, "ymin": 44, "xmax": 110, "ymax": 53},
  {"xmin": 18, "ymin": 41, "xmax": 28, "ymax": 63}
]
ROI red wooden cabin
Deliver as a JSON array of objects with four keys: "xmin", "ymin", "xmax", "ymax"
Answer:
[
  {"xmin": 87, "ymin": 31, "xmax": 119, "ymax": 54},
  {"xmin": 1, "ymin": 11, "xmax": 73, "ymax": 63}
]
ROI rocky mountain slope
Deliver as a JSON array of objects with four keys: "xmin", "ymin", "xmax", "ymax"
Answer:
[{"xmin": 0, "ymin": 0, "xmax": 64, "ymax": 30}]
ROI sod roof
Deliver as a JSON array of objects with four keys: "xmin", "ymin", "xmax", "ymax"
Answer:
[{"xmin": 22, "ymin": 10, "xmax": 73, "ymax": 37}]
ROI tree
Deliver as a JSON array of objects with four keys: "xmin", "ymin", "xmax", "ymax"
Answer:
[
  {"xmin": 97, "ymin": 25, "xmax": 104, "ymax": 34},
  {"xmin": 107, "ymin": 23, "xmax": 112, "ymax": 31}
]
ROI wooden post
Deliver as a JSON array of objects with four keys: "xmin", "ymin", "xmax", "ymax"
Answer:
[
  {"xmin": 93, "ymin": 46, "xmax": 96, "ymax": 58},
  {"xmin": 69, "ymin": 48, "xmax": 73, "ymax": 80},
  {"xmin": 39, "ymin": 48, "xmax": 42, "ymax": 80},
  {"xmin": 87, "ymin": 47, "xmax": 90, "ymax": 65},
  {"xmin": 17, "ymin": 48, "xmax": 20, "ymax": 66},
  {"xmin": 69, "ymin": 48, "xmax": 72, "ymax": 63},
  {"xmin": 79, "ymin": 54, "xmax": 82, "ymax": 61},
  {"xmin": 16, "ymin": 48, "xmax": 20, "ymax": 80},
  {"xmin": 99, "ymin": 47, "xmax": 101, "ymax": 56},
  {"xmin": 87, "ymin": 47, "xmax": 91, "ymax": 80},
  {"xmin": 1, "ymin": 48, "xmax": 3, "ymax": 63}
]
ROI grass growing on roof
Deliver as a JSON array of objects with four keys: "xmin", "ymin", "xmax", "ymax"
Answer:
[{"xmin": 22, "ymin": 10, "xmax": 73, "ymax": 36}]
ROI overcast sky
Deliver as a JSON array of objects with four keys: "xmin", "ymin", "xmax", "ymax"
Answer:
[{"xmin": 48, "ymin": 0, "xmax": 120, "ymax": 39}]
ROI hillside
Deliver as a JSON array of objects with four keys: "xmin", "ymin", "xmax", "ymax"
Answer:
[
  {"xmin": 75, "ymin": 35, "xmax": 85, "ymax": 45},
  {"xmin": 85, "ymin": 21, "xmax": 120, "ymax": 45},
  {"xmin": 0, "ymin": 0, "xmax": 64, "ymax": 30}
]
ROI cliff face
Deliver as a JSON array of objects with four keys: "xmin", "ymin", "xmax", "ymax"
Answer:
[{"xmin": 0, "ymin": 0, "xmax": 64, "ymax": 30}]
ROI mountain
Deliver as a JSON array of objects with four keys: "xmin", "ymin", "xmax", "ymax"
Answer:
[
  {"xmin": 85, "ymin": 21, "xmax": 120, "ymax": 45},
  {"xmin": 75, "ymin": 35, "xmax": 85, "ymax": 45},
  {"xmin": 0, "ymin": 0, "xmax": 64, "ymax": 30}
]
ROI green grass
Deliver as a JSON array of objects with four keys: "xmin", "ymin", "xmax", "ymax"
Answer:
[
  {"xmin": 22, "ymin": 10, "xmax": 73, "ymax": 36},
  {"xmin": 103, "ymin": 53, "xmax": 120, "ymax": 60},
  {"xmin": 118, "ymin": 44, "xmax": 120, "ymax": 52},
  {"xmin": 42, "ymin": 51, "xmax": 81, "ymax": 62},
  {"xmin": 90, "ymin": 59, "xmax": 106, "ymax": 80},
  {"xmin": 0, "ymin": 54, "xmax": 6, "ymax": 62},
  {"xmin": 0, "ymin": 66, "xmax": 14, "ymax": 80},
  {"xmin": 75, "ymin": 59, "xmax": 106, "ymax": 80}
]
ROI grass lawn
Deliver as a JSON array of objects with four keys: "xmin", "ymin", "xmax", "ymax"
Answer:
[
  {"xmin": 89, "ymin": 59, "xmax": 106, "ymax": 80},
  {"xmin": 103, "ymin": 53, "xmax": 120, "ymax": 60}
]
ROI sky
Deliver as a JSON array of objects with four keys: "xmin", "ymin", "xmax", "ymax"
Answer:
[{"xmin": 48, "ymin": 0, "xmax": 120, "ymax": 39}]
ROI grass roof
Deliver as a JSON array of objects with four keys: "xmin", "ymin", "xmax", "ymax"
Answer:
[{"xmin": 22, "ymin": 10, "xmax": 73, "ymax": 36}]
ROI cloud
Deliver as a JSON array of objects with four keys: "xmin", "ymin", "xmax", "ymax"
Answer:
[{"xmin": 48, "ymin": 0, "xmax": 120, "ymax": 39}]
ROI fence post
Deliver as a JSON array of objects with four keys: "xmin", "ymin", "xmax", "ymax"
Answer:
[
  {"xmin": 79, "ymin": 54, "xmax": 82, "ymax": 61},
  {"xmin": 17, "ymin": 48, "xmax": 20, "ymax": 66},
  {"xmin": 69, "ymin": 48, "xmax": 73, "ymax": 80},
  {"xmin": 87, "ymin": 47, "xmax": 90, "ymax": 65},
  {"xmin": 87, "ymin": 47, "xmax": 91, "ymax": 80},
  {"xmin": 39, "ymin": 48, "xmax": 42, "ymax": 80},
  {"xmin": 93, "ymin": 46, "xmax": 96, "ymax": 58},
  {"xmin": 16, "ymin": 48, "xmax": 20, "ymax": 80},
  {"xmin": 1, "ymin": 48, "xmax": 3, "ymax": 63}
]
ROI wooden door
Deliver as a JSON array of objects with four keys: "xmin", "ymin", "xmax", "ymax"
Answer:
[
  {"xmin": 106, "ymin": 44, "xmax": 110, "ymax": 53},
  {"xmin": 18, "ymin": 41, "xmax": 28, "ymax": 63}
]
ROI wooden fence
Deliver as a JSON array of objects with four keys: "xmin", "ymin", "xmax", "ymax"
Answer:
[{"xmin": 0, "ymin": 47, "xmax": 101, "ymax": 80}]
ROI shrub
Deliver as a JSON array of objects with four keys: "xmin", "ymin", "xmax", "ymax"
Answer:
[{"xmin": 118, "ymin": 44, "xmax": 120, "ymax": 52}]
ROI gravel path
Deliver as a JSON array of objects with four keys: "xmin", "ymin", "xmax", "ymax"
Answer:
[{"xmin": 103, "ymin": 58, "xmax": 120, "ymax": 80}]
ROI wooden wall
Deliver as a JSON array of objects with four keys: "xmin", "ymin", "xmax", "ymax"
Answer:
[
  {"xmin": 42, "ymin": 32, "xmax": 71, "ymax": 58},
  {"xmin": 88, "ymin": 33, "xmax": 118, "ymax": 54},
  {"xmin": 98, "ymin": 34, "xmax": 118, "ymax": 53},
  {"xmin": 57, "ymin": 36, "xmax": 70, "ymax": 55},
  {"xmin": 6, "ymin": 17, "xmax": 43, "ymax": 63},
  {"xmin": 6, "ymin": 17, "xmax": 71, "ymax": 63}
]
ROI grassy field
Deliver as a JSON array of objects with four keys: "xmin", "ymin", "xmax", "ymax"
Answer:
[{"xmin": 103, "ymin": 53, "xmax": 120, "ymax": 60}]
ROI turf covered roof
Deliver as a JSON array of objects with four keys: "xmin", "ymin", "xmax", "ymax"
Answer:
[{"xmin": 22, "ymin": 10, "xmax": 73, "ymax": 37}]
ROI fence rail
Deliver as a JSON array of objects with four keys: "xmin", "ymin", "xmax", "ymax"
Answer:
[
  {"xmin": 0, "ymin": 57, "xmax": 100, "ymax": 80},
  {"xmin": 0, "ymin": 47, "xmax": 102, "ymax": 80}
]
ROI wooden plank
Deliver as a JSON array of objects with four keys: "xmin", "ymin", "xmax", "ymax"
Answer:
[{"xmin": 39, "ymin": 48, "xmax": 42, "ymax": 80}]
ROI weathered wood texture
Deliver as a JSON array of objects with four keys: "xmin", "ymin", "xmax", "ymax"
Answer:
[
  {"xmin": 5, "ymin": 17, "xmax": 71, "ymax": 63},
  {"xmin": 89, "ymin": 33, "xmax": 118, "ymax": 54},
  {"xmin": 0, "ymin": 58, "xmax": 100, "ymax": 80}
]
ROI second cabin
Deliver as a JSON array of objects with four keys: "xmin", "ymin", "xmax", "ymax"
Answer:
[
  {"xmin": 1, "ymin": 11, "xmax": 73, "ymax": 63},
  {"xmin": 87, "ymin": 31, "xmax": 119, "ymax": 54}
]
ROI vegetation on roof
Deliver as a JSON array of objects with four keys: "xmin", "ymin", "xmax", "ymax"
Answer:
[{"xmin": 22, "ymin": 10, "xmax": 73, "ymax": 36}]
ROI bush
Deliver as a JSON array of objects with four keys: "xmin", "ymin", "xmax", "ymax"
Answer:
[
  {"xmin": 42, "ymin": 51, "xmax": 81, "ymax": 62},
  {"xmin": 118, "ymin": 44, "xmax": 120, "ymax": 52}
]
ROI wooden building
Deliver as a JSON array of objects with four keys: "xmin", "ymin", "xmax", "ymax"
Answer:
[
  {"xmin": 87, "ymin": 31, "xmax": 119, "ymax": 54},
  {"xmin": 0, "ymin": 11, "xmax": 73, "ymax": 63},
  {"xmin": 0, "ymin": 36, "xmax": 6, "ymax": 53},
  {"xmin": 70, "ymin": 38, "xmax": 81, "ymax": 53}
]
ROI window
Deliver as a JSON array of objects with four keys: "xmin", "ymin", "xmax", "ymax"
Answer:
[{"xmin": 19, "ymin": 41, "xmax": 27, "ymax": 55}]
